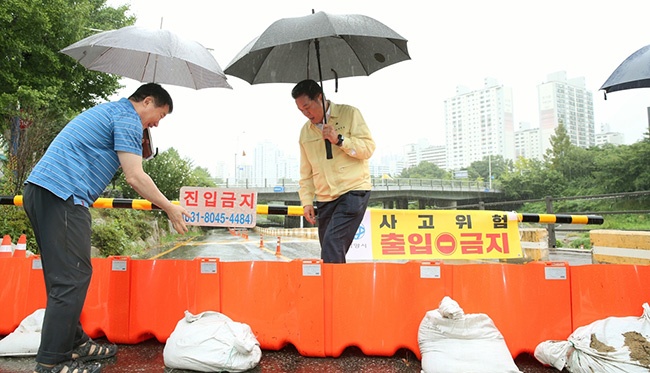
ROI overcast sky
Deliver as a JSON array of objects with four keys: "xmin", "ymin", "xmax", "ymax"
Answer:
[{"xmin": 104, "ymin": 0, "xmax": 650, "ymax": 173}]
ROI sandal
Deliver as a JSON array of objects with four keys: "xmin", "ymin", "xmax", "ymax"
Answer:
[
  {"xmin": 71, "ymin": 339, "xmax": 117, "ymax": 362},
  {"xmin": 34, "ymin": 360, "xmax": 101, "ymax": 373}
]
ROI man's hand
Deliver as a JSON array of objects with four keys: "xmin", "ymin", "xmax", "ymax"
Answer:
[
  {"xmin": 303, "ymin": 205, "xmax": 316, "ymax": 225},
  {"xmin": 322, "ymin": 123, "xmax": 338, "ymax": 144},
  {"xmin": 165, "ymin": 203, "xmax": 191, "ymax": 234}
]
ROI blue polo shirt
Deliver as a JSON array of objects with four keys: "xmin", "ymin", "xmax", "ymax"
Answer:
[{"xmin": 27, "ymin": 98, "xmax": 142, "ymax": 207}]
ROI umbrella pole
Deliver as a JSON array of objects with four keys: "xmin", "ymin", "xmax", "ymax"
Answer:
[{"xmin": 315, "ymin": 39, "xmax": 333, "ymax": 160}]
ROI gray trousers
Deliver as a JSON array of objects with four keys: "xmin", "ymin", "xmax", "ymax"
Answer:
[
  {"xmin": 315, "ymin": 190, "xmax": 370, "ymax": 263},
  {"xmin": 23, "ymin": 183, "xmax": 92, "ymax": 365}
]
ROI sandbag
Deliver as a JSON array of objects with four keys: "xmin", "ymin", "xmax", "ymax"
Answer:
[
  {"xmin": 0, "ymin": 308, "xmax": 44, "ymax": 356},
  {"xmin": 535, "ymin": 302, "xmax": 650, "ymax": 373},
  {"xmin": 163, "ymin": 310, "xmax": 261, "ymax": 372},
  {"xmin": 418, "ymin": 296, "xmax": 521, "ymax": 373}
]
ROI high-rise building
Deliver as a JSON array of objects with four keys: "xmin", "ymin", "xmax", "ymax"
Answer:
[
  {"xmin": 402, "ymin": 141, "xmax": 446, "ymax": 170},
  {"xmin": 370, "ymin": 153, "xmax": 405, "ymax": 178},
  {"xmin": 252, "ymin": 141, "xmax": 299, "ymax": 186},
  {"xmin": 595, "ymin": 123, "xmax": 624, "ymax": 146},
  {"xmin": 538, "ymin": 71, "xmax": 595, "ymax": 150},
  {"xmin": 444, "ymin": 78, "xmax": 515, "ymax": 170},
  {"xmin": 514, "ymin": 126, "xmax": 543, "ymax": 160}
]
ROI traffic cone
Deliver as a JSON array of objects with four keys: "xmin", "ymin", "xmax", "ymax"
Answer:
[
  {"xmin": 0, "ymin": 235, "xmax": 12, "ymax": 258},
  {"xmin": 275, "ymin": 236, "xmax": 281, "ymax": 256},
  {"xmin": 13, "ymin": 234, "xmax": 26, "ymax": 258},
  {"xmin": 259, "ymin": 234, "xmax": 264, "ymax": 248}
]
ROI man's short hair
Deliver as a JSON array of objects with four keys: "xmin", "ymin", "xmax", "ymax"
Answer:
[
  {"xmin": 291, "ymin": 79, "xmax": 323, "ymax": 100},
  {"xmin": 129, "ymin": 83, "xmax": 173, "ymax": 113}
]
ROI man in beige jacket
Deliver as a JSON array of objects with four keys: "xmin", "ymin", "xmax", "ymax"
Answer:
[{"xmin": 292, "ymin": 79, "xmax": 375, "ymax": 263}]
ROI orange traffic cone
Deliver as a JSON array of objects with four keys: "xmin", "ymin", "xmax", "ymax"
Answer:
[
  {"xmin": 13, "ymin": 234, "xmax": 26, "ymax": 258},
  {"xmin": 275, "ymin": 236, "xmax": 281, "ymax": 256},
  {"xmin": 0, "ymin": 235, "xmax": 12, "ymax": 258},
  {"xmin": 259, "ymin": 234, "xmax": 264, "ymax": 248}
]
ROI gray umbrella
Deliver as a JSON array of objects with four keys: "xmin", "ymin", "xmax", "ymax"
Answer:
[
  {"xmin": 61, "ymin": 25, "xmax": 232, "ymax": 90},
  {"xmin": 600, "ymin": 44, "xmax": 650, "ymax": 97},
  {"xmin": 224, "ymin": 11, "xmax": 410, "ymax": 158}
]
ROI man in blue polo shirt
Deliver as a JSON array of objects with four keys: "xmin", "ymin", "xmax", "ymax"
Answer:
[{"xmin": 23, "ymin": 83, "xmax": 190, "ymax": 373}]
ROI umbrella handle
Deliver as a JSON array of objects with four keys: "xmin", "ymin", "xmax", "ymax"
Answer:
[{"xmin": 325, "ymin": 139, "xmax": 333, "ymax": 159}]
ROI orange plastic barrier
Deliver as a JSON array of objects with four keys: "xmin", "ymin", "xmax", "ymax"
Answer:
[
  {"xmin": 128, "ymin": 257, "xmax": 221, "ymax": 343},
  {"xmin": 219, "ymin": 259, "xmax": 326, "ymax": 357},
  {"xmin": 570, "ymin": 264, "xmax": 650, "ymax": 329},
  {"xmin": 450, "ymin": 261, "xmax": 573, "ymax": 357},
  {"xmin": 3, "ymin": 257, "xmax": 649, "ymax": 359},
  {"xmin": 0, "ymin": 256, "xmax": 46, "ymax": 335},
  {"xmin": 81, "ymin": 257, "xmax": 132, "ymax": 343},
  {"xmin": 324, "ymin": 261, "xmax": 452, "ymax": 358}
]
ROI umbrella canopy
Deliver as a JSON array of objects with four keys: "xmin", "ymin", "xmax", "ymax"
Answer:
[
  {"xmin": 61, "ymin": 25, "xmax": 232, "ymax": 90},
  {"xmin": 600, "ymin": 44, "xmax": 650, "ymax": 95},
  {"xmin": 224, "ymin": 11, "xmax": 409, "ymax": 158},
  {"xmin": 224, "ymin": 11, "xmax": 410, "ymax": 85}
]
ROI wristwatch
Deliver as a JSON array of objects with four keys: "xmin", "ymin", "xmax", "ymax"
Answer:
[{"xmin": 336, "ymin": 134, "xmax": 344, "ymax": 146}]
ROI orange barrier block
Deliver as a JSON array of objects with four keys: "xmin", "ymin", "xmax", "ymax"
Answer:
[
  {"xmin": 12, "ymin": 234, "xmax": 27, "ymax": 258},
  {"xmin": 81, "ymin": 257, "xmax": 132, "ymax": 343},
  {"xmin": 0, "ymin": 235, "xmax": 12, "ymax": 258},
  {"xmin": 128, "ymin": 257, "xmax": 221, "ymax": 343},
  {"xmin": 324, "ymin": 261, "xmax": 452, "ymax": 358},
  {"xmin": 570, "ymin": 264, "xmax": 650, "ymax": 329},
  {"xmin": 450, "ymin": 262, "xmax": 573, "ymax": 357},
  {"xmin": 220, "ymin": 259, "xmax": 326, "ymax": 356},
  {"xmin": 0, "ymin": 256, "xmax": 46, "ymax": 335}
]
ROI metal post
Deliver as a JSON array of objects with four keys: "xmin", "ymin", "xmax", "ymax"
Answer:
[
  {"xmin": 488, "ymin": 154, "xmax": 492, "ymax": 190},
  {"xmin": 545, "ymin": 196, "xmax": 556, "ymax": 248}
]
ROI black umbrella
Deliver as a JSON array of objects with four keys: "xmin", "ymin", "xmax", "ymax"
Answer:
[
  {"xmin": 600, "ymin": 44, "xmax": 650, "ymax": 98},
  {"xmin": 224, "ymin": 10, "xmax": 410, "ymax": 158}
]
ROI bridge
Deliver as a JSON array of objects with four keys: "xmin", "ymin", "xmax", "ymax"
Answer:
[{"xmin": 221, "ymin": 177, "xmax": 504, "ymax": 209}]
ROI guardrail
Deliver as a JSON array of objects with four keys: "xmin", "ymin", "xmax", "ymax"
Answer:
[{"xmin": 216, "ymin": 177, "xmax": 500, "ymax": 193}]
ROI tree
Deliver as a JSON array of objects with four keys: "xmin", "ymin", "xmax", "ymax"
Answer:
[
  {"xmin": 399, "ymin": 161, "xmax": 449, "ymax": 179},
  {"xmin": 0, "ymin": 0, "xmax": 134, "ymax": 194},
  {"xmin": 467, "ymin": 155, "xmax": 511, "ymax": 183},
  {"xmin": 115, "ymin": 148, "xmax": 198, "ymax": 200},
  {"xmin": 192, "ymin": 166, "xmax": 217, "ymax": 188},
  {"xmin": 499, "ymin": 157, "xmax": 564, "ymax": 200}
]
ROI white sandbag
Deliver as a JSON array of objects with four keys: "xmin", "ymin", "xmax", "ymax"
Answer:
[
  {"xmin": 535, "ymin": 302, "xmax": 650, "ymax": 373},
  {"xmin": 0, "ymin": 308, "xmax": 44, "ymax": 356},
  {"xmin": 418, "ymin": 296, "xmax": 521, "ymax": 373},
  {"xmin": 163, "ymin": 310, "xmax": 261, "ymax": 372}
]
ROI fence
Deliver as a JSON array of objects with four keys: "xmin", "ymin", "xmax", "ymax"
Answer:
[{"xmin": 455, "ymin": 191, "xmax": 650, "ymax": 248}]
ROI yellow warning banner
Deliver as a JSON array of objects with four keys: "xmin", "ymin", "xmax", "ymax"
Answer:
[{"xmin": 350, "ymin": 209, "xmax": 522, "ymax": 260}]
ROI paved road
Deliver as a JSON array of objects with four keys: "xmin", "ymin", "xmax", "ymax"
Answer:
[{"xmin": 0, "ymin": 338, "xmax": 560, "ymax": 373}]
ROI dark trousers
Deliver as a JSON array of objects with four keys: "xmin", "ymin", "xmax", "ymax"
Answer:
[
  {"xmin": 315, "ymin": 190, "xmax": 370, "ymax": 263},
  {"xmin": 23, "ymin": 183, "xmax": 92, "ymax": 365}
]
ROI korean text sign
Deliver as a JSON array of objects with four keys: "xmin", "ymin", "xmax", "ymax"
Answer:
[
  {"xmin": 179, "ymin": 187, "xmax": 257, "ymax": 228},
  {"xmin": 348, "ymin": 209, "xmax": 522, "ymax": 260}
]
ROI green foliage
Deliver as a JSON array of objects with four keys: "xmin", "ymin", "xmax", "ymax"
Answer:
[
  {"xmin": 91, "ymin": 219, "xmax": 130, "ymax": 257},
  {"xmin": 0, "ymin": 206, "xmax": 36, "ymax": 252},
  {"xmin": 399, "ymin": 161, "xmax": 449, "ymax": 179},
  {"xmin": 0, "ymin": 0, "xmax": 134, "ymax": 122},
  {"xmin": 599, "ymin": 214, "xmax": 650, "ymax": 230},
  {"xmin": 114, "ymin": 148, "xmax": 200, "ymax": 200},
  {"xmin": 466, "ymin": 155, "xmax": 511, "ymax": 182},
  {"xmin": 0, "ymin": 0, "xmax": 135, "ymax": 195},
  {"xmin": 564, "ymin": 235, "xmax": 591, "ymax": 249},
  {"xmin": 90, "ymin": 208, "xmax": 172, "ymax": 257},
  {"xmin": 192, "ymin": 166, "xmax": 217, "ymax": 187}
]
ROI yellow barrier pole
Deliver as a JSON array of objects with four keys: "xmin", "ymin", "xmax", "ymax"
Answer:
[{"xmin": 0, "ymin": 196, "xmax": 604, "ymax": 224}]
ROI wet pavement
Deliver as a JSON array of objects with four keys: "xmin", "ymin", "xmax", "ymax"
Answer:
[
  {"xmin": 0, "ymin": 338, "xmax": 560, "ymax": 372},
  {"xmin": 0, "ymin": 228, "xmax": 580, "ymax": 372}
]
